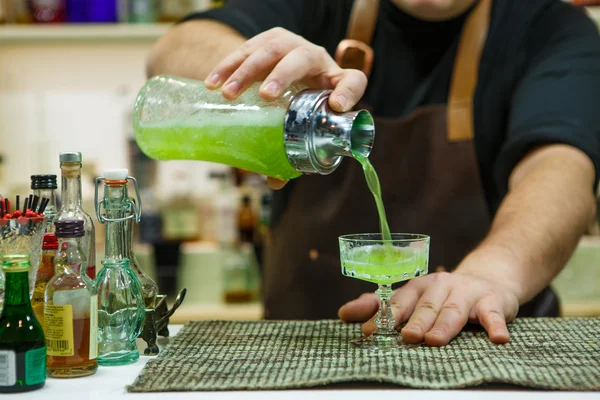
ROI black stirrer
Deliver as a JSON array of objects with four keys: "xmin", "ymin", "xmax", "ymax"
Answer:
[
  {"xmin": 16, "ymin": 195, "xmax": 20, "ymax": 213},
  {"xmin": 28, "ymin": 195, "xmax": 33, "ymax": 211},
  {"xmin": 32, "ymin": 195, "xmax": 39, "ymax": 213},
  {"xmin": 39, "ymin": 198, "xmax": 49, "ymax": 215}
]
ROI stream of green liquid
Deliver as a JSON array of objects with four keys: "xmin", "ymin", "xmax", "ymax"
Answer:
[
  {"xmin": 352, "ymin": 151, "xmax": 392, "ymax": 241},
  {"xmin": 341, "ymin": 152, "xmax": 426, "ymax": 285}
]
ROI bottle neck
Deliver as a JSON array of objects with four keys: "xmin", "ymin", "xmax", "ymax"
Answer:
[
  {"xmin": 123, "ymin": 217, "xmax": 134, "ymax": 258},
  {"xmin": 55, "ymin": 237, "xmax": 85, "ymax": 275},
  {"xmin": 104, "ymin": 183, "xmax": 129, "ymax": 261},
  {"xmin": 60, "ymin": 162, "xmax": 83, "ymax": 209},
  {"xmin": 3, "ymin": 270, "xmax": 32, "ymax": 308}
]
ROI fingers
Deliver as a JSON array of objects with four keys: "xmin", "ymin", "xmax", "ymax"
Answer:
[
  {"xmin": 205, "ymin": 28, "xmax": 301, "ymax": 93},
  {"xmin": 267, "ymin": 177, "xmax": 288, "ymax": 190},
  {"xmin": 423, "ymin": 290, "xmax": 474, "ymax": 346},
  {"xmin": 204, "ymin": 27, "xmax": 366, "ymax": 106},
  {"xmin": 221, "ymin": 42, "xmax": 298, "ymax": 100},
  {"xmin": 259, "ymin": 45, "xmax": 337, "ymax": 100},
  {"xmin": 401, "ymin": 275, "xmax": 452, "ymax": 344},
  {"xmin": 338, "ymin": 292, "xmax": 379, "ymax": 322},
  {"xmin": 476, "ymin": 296, "xmax": 510, "ymax": 344},
  {"xmin": 361, "ymin": 278, "xmax": 427, "ymax": 336},
  {"xmin": 328, "ymin": 69, "xmax": 368, "ymax": 112}
]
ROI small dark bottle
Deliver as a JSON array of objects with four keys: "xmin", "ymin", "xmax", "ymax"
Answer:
[{"xmin": 0, "ymin": 254, "xmax": 46, "ymax": 393}]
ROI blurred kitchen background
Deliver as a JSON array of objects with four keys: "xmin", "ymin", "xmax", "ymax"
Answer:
[{"xmin": 0, "ymin": 0, "xmax": 599, "ymax": 322}]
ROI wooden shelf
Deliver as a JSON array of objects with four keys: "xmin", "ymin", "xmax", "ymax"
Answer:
[
  {"xmin": 0, "ymin": 23, "xmax": 171, "ymax": 42},
  {"xmin": 561, "ymin": 302, "xmax": 600, "ymax": 317},
  {"xmin": 169, "ymin": 302, "xmax": 263, "ymax": 324}
]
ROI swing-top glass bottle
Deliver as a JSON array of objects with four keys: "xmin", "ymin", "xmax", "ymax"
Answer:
[{"xmin": 94, "ymin": 169, "xmax": 145, "ymax": 366}]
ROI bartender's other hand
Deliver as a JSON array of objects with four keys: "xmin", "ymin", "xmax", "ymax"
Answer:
[
  {"xmin": 204, "ymin": 27, "xmax": 367, "ymax": 112},
  {"xmin": 338, "ymin": 271, "xmax": 519, "ymax": 346}
]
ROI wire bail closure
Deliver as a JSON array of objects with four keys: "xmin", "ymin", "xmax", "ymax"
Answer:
[{"xmin": 94, "ymin": 176, "xmax": 143, "ymax": 224}]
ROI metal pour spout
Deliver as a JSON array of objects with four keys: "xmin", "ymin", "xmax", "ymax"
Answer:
[{"xmin": 284, "ymin": 89, "xmax": 375, "ymax": 175}]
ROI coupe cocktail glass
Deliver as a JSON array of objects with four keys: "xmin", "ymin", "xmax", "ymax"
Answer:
[{"xmin": 339, "ymin": 233, "xmax": 430, "ymax": 348}]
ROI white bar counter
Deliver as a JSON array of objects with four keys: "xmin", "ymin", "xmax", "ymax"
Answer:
[{"xmin": 16, "ymin": 325, "xmax": 599, "ymax": 400}]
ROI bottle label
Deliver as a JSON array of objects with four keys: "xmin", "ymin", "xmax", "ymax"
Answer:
[
  {"xmin": 44, "ymin": 304, "xmax": 74, "ymax": 356},
  {"xmin": 0, "ymin": 350, "xmax": 16, "ymax": 386},
  {"xmin": 89, "ymin": 295, "xmax": 98, "ymax": 360},
  {"xmin": 25, "ymin": 347, "xmax": 46, "ymax": 385}
]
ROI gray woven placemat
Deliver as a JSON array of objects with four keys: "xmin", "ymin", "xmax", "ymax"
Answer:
[{"xmin": 127, "ymin": 318, "xmax": 600, "ymax": 392}]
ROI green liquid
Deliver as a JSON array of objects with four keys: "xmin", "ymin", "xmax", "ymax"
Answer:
[
  {"xmin": 352, "ymin": 151, "xmax": 392, "ymax": 241},
  {"xmin": 134, "ymin": 109, "xmax": 301, "ymax": 181},
  {"xmin": 344, "ymin": 152, "xmax": 428, "ymax": 285},
  {"xmin": 342, "ymin": 245, "xmax": 426, "ymax": 285}
]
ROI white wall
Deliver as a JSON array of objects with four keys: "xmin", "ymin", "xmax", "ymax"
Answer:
[{"xmin": 0, "ymin": 37, "xmax": 224, "ymax": 200}]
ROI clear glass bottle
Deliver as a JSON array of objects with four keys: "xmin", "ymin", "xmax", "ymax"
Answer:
[
  {"xmin": 32, "ymin": 233, "xmax": 58, "ymax": 329},
  {"xmin": 133, "ymin": 75, "xmax": 375, "ymax": 180},
  {"xmin": 124, "ymin": 214, "xmax": 158, "ymax": 308},
  {"xmin": 44, "ymin": 220, "xmax": 97, "ymax": 378},
  {"xmin": 94, "ymin": 169, "xmax": 144, "ymax": 366},
  {"xmin": 30, "ymin": 174, "xmax": 58, "ymax": 232},
  {"xmin": 54, "ymin": 152, "xmax": 97, "ymax": 282},
  {"xmin": 0, "ymin": 254, "xmax": 46, "ymax": 393},
  {"xmin": 222, "ymin": 243, "xmax": 260, "ymax": 304}
]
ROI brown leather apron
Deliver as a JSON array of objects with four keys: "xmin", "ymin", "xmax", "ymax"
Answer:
[{"xmin": 264, "ymin": 0, "xmax": 559, "ymax": 320}]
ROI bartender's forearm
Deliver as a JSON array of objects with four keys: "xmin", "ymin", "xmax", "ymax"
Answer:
[
  {"xmin": 147, "ymin": 20, "xmax": 245, "ymax": 79},
  {"xmin": 456, "ymin": 144, "xmax": 596, "ymax": 304}
]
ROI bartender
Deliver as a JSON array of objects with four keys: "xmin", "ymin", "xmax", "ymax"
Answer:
[{"xmin": 147, "ymin": 0, "xmax": 600, "ymax": 346}]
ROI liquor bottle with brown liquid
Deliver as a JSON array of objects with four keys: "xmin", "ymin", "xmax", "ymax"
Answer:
[
  {"xmin": 31, "ymin": 233, "xmax": 58, "ymax": 329},
  {"xmin": 44, "ymin": 220, "xmax": 97, "ymax": 378}
]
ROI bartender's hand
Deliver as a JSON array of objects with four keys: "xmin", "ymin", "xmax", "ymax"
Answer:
[
  {"xmin": 338, "ymin": 270, "xmax": 520, "ymax": 346},
  {"xmin": 204, "ymin": 27, "xmax": 367, "ymax": 111},
  {"xmin": 205, "ymin": 28, "xmax": 367, "ymax": 191}
]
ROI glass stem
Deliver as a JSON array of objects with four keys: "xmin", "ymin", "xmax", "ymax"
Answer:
[{"xmin": 375, "ymin": 284, "xmax": 395, "ymax": 334}]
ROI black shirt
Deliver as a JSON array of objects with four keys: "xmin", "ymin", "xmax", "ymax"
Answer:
[{"xmin": 184, "ymin": 0, "xmax": 600, "ymax": 216}]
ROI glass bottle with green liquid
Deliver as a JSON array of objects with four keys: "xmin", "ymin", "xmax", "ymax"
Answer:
[
  {"xmin": 0, "ymin": 254, "xmax": 46, "ymax": 393},
  {"xmin": 133, "ymin": 75, "xmax": 375, "ymax": 179}
]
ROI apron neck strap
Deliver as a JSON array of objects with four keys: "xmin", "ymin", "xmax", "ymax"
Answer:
[
  {"xmin": 447, "ymin": 0, "xmax": 492, "ymax": 142},
  {"xmin": 334, "ymin": 0, "xmax": 380, "ymax": 77}
]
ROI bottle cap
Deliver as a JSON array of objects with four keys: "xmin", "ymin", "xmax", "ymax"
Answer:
[
  {"xmin": 42, "ymin": 233, "xmax": 59, "ymax": 250},
  {"xmin": 31, "ymin": 174, "xmax": 58, "ymax": 190},
  {"xmin": 54, "ymin": 220, "xmax": 85, "ymax": 238},
  {"xmin": 284, "ymin": 89, "xmax": 375, "ymax": 175},
  {"xmin": 59, "ymin": 151, "xmax": 82, "ymax": 163},
  {"xmin": 104, "ymin": 168, "xmax": 128, "ymax": 181},
  {"xmin": 1, "ymin": 254, "xmax": 31, "ymax": 272}
]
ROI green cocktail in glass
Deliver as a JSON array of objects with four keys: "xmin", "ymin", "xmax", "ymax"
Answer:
[{"xmin": 339, "ymin": 233, "xmax": 430, "ymax": 348}]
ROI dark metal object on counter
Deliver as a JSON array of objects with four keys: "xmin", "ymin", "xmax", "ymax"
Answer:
[{"xmin": 139, "ymin": 289, "xmax": 187, "ymax": 356}]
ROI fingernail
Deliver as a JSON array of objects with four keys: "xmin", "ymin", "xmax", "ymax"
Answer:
[
  {"xmin": 206, "ymin": 73, "xmax": 220, "ymax": 86},
  {"xmin": 428, "ymin": 329, "xmax": 443, "ymax": 337},
  {"xmin": 334, "ymin": 94, "xmax": 348, "ymax": 111},
  {"xmin": 262, "ymin": 81, "xmax": 280, "ymax": 96},
  {"xmin": 224, "ymin": 81, "xmax": 240, "ymax": 95}
]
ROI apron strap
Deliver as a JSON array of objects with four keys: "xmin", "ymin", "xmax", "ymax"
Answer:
[
  {"xmin": 447, "ymin": 0, "xmax": 492, "ymax": 142},
  {"xmin": 334, "ymin": 0, "xmax": 380, "ymax": 77}
]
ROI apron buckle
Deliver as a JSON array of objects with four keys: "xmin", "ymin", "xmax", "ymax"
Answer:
[{"xmin": 334, "ymin": 39, "xmax": 374, "ymax": 78}]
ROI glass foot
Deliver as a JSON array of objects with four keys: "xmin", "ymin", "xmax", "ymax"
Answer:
[{"xmin": 351, "ymin": 332, "xmax": 401, "ymax": 349}]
